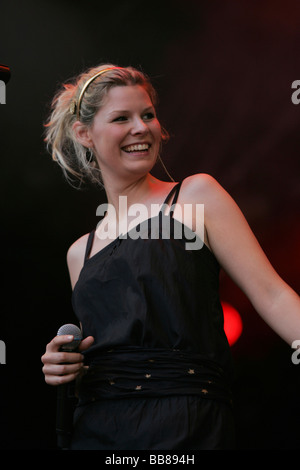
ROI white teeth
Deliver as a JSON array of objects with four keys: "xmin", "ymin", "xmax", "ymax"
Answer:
[{"xmin": 123, "ymin": 143, "xmax": 150, "ymax": 152}]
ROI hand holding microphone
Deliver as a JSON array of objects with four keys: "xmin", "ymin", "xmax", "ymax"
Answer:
[
  {"xmin": 41, "ymin": 325, "xmax": 94, "ymax": 386},
  {"xmin": 41, "ymin": 324, "xmax": 94, "ymax": 449}
]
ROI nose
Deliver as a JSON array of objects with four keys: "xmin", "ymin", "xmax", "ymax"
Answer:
[{"xmin": 130, "ymin": 116, "xmax": 148, "ymax": 135}]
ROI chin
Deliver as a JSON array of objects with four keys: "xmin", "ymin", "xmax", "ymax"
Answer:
[{"xmin": 124, "ymin": 155, "xmax": 156, "ymax": 174}]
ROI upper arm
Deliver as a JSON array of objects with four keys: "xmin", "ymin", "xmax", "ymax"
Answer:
[
  {"xmin": 66, "ymin": 233, "xmax": 89, "ymax": 290},
  {"xmin": 184, "ymin": 174, "xmax": 286, "ymax": 314}
]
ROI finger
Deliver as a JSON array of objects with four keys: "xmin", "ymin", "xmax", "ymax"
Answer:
[
  {"xmin": 41, "ymin": 351, "xmax": 84, "ymax": 365},
  {"xmin": 42, "ymin": 361, "xmax": 84, "ymax": 377},
  {"xmin": 44, "ymin": 370, "xmax": 82, "ymax": 386},
  {"xmin": 78, "ymin": 336, "xmax": 94, "ymax": 352},
  {"xmin": 45, "ymin": 335, "xmax": 78, "ymax": 353}
]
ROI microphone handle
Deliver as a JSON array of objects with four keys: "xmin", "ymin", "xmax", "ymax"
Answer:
[
  {"xmin": 56, "ymin": 381, "xmax": 77, "ymax": 450},
  {"xmin": 56, "ymin": 344, "xmax": 81, "ymax": 450}
]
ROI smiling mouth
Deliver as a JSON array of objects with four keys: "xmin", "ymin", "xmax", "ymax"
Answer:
[{"xmin": 122, "ymin": 143, "xmax": 151, "ymax": 153}]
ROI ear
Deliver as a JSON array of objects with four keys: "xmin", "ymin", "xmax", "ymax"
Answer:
[{"xmin": 72, "ymin": 121, "xmax": 94, "ymax": 148}]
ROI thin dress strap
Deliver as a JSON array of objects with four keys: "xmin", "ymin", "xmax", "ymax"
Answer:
[
  {"xmin": 161, "ymin": 182, "xmax": 182, "ymax": 217},
  {"xmin": 84, "ymin": 183, "xmax": 182, "ymax": 261},
  {"xmin": 84, "ymin": 229, "xmax": 96, "ymax": 261}
]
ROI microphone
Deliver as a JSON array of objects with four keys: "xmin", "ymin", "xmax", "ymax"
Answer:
[
  {"xmin": 56, "ymin": 324, "xmax": 82, "ymax": 450},
  {"xmin": 57, "ymin": 323, "xmax": 82, "ymax": 351}
]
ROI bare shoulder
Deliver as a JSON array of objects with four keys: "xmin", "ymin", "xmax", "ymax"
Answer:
[
  {"xmin": 180, "ymin": 173, "xmax": 229, "ymax": 211},
  {"xmin": 179, "ymin": 173, "xmax": 226, "ymax": 205},
  {"xmin": 66, "ymin": 233, "xmax": 90, "ymax": 289},
  {"xmin": 67, "ymin": 233, "xmax": 90, "ymax": 265}
]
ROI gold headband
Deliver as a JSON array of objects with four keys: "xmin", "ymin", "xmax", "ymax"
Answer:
[{"xmin": 69, "ymin": 67, "xmax": 120, "ymax": 120}]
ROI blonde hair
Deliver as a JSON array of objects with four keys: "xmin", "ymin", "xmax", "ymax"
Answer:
[{"xmin": 44, "ymin": 63, "xmax": 169, "ymax": 186}]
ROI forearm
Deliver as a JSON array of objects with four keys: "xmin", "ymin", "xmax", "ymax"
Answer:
[{"xmin": 254, "ymin": 282, "xmax": 300, "ymax": 346}]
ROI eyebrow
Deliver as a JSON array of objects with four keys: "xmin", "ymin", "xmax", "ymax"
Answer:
[{"xmin": 108, "ymin": 106, "xmax": 155, "ymax": 117}]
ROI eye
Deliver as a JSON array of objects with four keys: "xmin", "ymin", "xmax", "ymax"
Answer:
[
  {"xmin": 143, "ymin": 112, "xmax": 155, "ymax": 121},
  {"xmin": 112, "ymin": 115, "xmax": 128, "ymax": 122}
]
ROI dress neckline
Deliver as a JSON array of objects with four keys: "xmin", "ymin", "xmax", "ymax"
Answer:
[
  {"xmin": 85, "ymin": 182, "xmax": 181, "ymax": 262},
  {"xmin": 84, "ymin": 213, "xmax": 215, "ymax": 264},
  {"xmin": 82, "ymin": 181, "xmax": 216, "ymax": 266}
]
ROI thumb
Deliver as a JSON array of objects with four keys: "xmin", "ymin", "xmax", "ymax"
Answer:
[{"xmin": 78, "ymin": 336, "xmax": 94, "ymax": 352}]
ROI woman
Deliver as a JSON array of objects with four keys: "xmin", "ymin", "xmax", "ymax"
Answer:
[{"xmin": 41, "ymin": 64, "xmax": 300, "ymax": 450}]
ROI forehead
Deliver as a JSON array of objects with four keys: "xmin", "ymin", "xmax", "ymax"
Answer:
[{"xmin": 101, "ymin": 85, "xmax": 153, "ymax": 112}]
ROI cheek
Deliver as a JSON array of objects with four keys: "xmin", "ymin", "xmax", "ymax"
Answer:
[
  {"xmin": 92, "ymin": 127, "xmax": 124, "ymax": 151},
  {"xmin": 152, "ymin": 121, "xmax": 163, "ymax": 143}
]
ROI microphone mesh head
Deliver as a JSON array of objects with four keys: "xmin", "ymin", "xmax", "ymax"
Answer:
[{"xmin": 57, "ymin": 323, "xmax": 82, "ymax": 351}]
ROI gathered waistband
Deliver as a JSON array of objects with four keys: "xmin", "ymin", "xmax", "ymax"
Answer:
[{"xmin": 77, "ymin": 348, "xmax": 233, "ymax": 406}]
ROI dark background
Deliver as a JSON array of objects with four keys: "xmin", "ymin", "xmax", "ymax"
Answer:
[{"xmin": 0, "ymin": 0, "xmax": 300, "ymax": 449}]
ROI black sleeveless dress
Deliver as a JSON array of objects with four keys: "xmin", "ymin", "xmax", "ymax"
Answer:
[{"xmin": 70, "ymin": 182, "xmax": 236, "ymax": 450}]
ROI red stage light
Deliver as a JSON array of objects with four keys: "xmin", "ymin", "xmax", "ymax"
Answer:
[{"xmin": 222, "ymin": 301, "xmax": 243, "ymax": 346}]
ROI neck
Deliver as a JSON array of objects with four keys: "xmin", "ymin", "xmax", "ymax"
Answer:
[{"xmin": 103, "ymin": 173, "xmax": 162, "ymax": 218}]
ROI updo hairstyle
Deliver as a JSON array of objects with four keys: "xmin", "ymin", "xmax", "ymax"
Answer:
[{"xmin": 44, "ymin": 64, "xmax": 169, "ymax": 186}]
